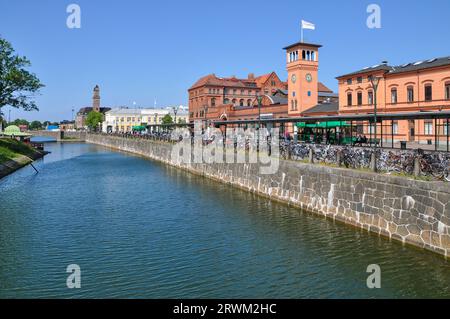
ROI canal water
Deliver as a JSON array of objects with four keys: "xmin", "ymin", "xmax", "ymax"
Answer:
[{"xmin": 0, "ymin": 142, "xmax": 449, "ymax": 298}]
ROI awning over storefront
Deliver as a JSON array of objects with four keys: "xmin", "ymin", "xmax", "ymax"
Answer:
[
  {"xmin": 296, "ymin": 121, "xmax": 351, "ymax": 129},
  {"xmin": 132, "ymin": 126, "xmax": 146, "ymax": 131}
]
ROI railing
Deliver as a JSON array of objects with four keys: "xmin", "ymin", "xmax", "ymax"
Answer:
[{"xmin": 91, "ymin": 132, "xmax": 450, "ymax": 182}]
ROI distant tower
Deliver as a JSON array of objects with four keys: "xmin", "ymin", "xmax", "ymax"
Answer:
[
  {"xmin": 92, "ymin": 85, "xmax": 100, "ymax": 112},
  {"xmin": 284, "ymin": 42, "xmax": 321, "ymax": 115}
]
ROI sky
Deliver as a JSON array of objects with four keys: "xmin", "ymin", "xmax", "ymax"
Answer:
[{"xmin": 0, "ymin": 0, "xmax": 449, "ymax": 122}]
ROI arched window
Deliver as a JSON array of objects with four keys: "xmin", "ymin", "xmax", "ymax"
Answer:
[
  {"xmin": 232, "ymin": 99, "xmax": 237, "ymax": 106},
  {"xmin": 347, "ymin": 93, "xmax": 353, "ymax": 106},
  {"xmin": 294, "ymin": 100, "xmax": 298, "ymax": 110},
  {"xmin": 445, "ymin": 82, "xmax": 450, "ymax": 100},
  {"xmin": 391, "ymin": 88, "xmax": 398, "ymax": 104},
  {"xmin": 424, "ymin": 84, "xmax": 433, "ymax": 101},
  {"xmin": 211, "ymin": 98, "xmax": 216, "ymax": 107},
  {"xmin": 291, "ymin": 100, "xmax": 295, "ymax": 111},
  {"xmin": 224, "ymin": 98, "xmax": 230, "ymax": 104},
  {"xmin": 311, "ymin": 51, "xmax": 316, "ymax": 61},
  {"xmin": 368, "ymin": 90, "xmax": 374, "ymax": 105},
  {"xmin": 247, "ymin": 99, "xmax": 252, "ymax": 107},
  {"xmin": 306, "ymin": 51, "xmax": 311, "ymax": 61},
  {"xmin": 407, "ymin": 86, "xmax": 414, "ymax": 102},
  {"xmin": 302, "ymin": 50, "xmax": 306, "ymax": 60},
  {"xmin": 239, "ymin": 99, "xmax": 244, "ymax": 107}
]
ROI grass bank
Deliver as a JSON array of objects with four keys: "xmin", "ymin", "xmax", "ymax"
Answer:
[{"xmin": 0, "ymin": 138, "xmax": 46, "ymax": 179}]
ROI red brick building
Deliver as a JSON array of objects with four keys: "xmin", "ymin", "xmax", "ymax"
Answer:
[{"xmin": 188, "ymin": 60, "xmax": 337, "ymax": 124}]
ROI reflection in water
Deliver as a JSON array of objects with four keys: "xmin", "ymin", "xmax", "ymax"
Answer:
[{"xmin": 0, "ymin": 143, "xmax": 449, "ymax": 298}]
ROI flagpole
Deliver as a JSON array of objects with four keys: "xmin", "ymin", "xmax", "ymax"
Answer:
[{"xmin": 301, "ymin": 26, "xmax": 303, "ymax": 43}]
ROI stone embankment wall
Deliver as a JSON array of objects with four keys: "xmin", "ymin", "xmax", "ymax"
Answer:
[{"xmin": 86, "ymin": 134, "xmax": 450, "ymax": 257}]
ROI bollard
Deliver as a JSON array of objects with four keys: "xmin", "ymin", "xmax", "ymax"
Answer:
[
  {"xmin": 370, "ymin": 152, "xmax": 377, "ymax": 172},
  {"xmin": 336, "ymin": 150, "xmax": 342, "ymax": 167},
  {"xmin": 413, "ymin": 156, "xmax": 421, "ymax": 177},
  {"xmin": 309, "ymin": 148, "xmax": 314, "ymax": 164}
]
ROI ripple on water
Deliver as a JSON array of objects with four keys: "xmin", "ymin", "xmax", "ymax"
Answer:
[{"xmin": 0, "ymin": 143, "xmax": 449, "ymax": 299}]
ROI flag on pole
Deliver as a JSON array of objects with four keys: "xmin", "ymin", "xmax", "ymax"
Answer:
[{"xmin": 301, "ymin": 20, "xmax": 315, "ymax": 30}]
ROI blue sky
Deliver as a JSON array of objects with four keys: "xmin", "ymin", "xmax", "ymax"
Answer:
[{"xmin": 1, "ymin": 0, "xmax": 449, "ymax": 122}]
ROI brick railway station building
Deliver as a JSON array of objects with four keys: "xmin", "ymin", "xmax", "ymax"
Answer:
[{"xmin": 188, "ymin": 40, "xmax": 450, "ymax": 145}]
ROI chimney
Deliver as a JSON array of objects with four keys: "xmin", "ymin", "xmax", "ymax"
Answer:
[{"xmin": 248, "ymin": 73, "xmax": 255, "ymax": 80}]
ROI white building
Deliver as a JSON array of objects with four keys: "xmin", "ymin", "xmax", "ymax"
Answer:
[{"xmin": 102, "ymin": 107, "xmax": 189, "ymax": 133}]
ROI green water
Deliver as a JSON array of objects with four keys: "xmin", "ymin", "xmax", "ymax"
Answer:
[{"xmin": 0, "ymin": 143, "xmax": 449, "ymax": 298}]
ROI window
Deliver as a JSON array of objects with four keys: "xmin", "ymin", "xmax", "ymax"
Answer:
[
  {"xmin": 295, "ymin": 100, "xmax": 298, "ymax": 110},
  {"xmin": 347, "ymin": 93, "xmax": 352, "ymax": 106},
  {"xmin": 211, "ymin": 98, "xmax": 216, "ymax": 107},
  {"xmin": 368, "ymin": 91, "xmax": 374, "ymax": 105},
  {"xmin": 391, "ymin": 88, "xmax": 398, "ymax": 104},
  {"xmin": 407, "ymin": 86, "xmax": 414, "ymax": 102},
  {"xmin": 224, "ymin": 98, "xmax": 230, "ymax": 104},
  {"xmin": 392, "ymin": 121, "xmax": 399, "ymax": 135},
  {"xmin": 357, "ymin": 92, "xmax": 363, "ymax": 106},
  {"xmin": 347, "ymin": 78, "xmax": 352, "ymax": 85},
  {"xmin": 446, "ymin": 83, "xmax": 450, "ymax": 100},
  {"xmin": 291, "ymin": 100, "xmax": 295, "ymax": 111},
  {"xmin": 271, "ymin": 80, "xmax": 276, "ymax": 86},
  {"xmin": 239, "ymin": 99, "xmax": 244, "ymax": 107},
  {"xmin": 425, "ymin": 85, "xmax": 433, "ymax": 101},
  {"xmin": 247, "ymin": 99, "xmax": 252, "ymax": 107},
  {"xmin": 444, "ymin": 121, "xmax": 449, "ymax": 136},
  {"xmin": 424, "ymin": 121, "xmax": 433, "ymax": 135},
  {"xmin": 311, "ymin": 51, "xmax": 316, "ymax": 61},
  {"xmin": 232, "ymin": 99, "xmax": 237, "ymax": 105},
  {"xmin": 357, "ymin": 77, "xmax": 363, "ymax": 84},
  {"xmin": 368, "ymin": 75, "xmax": 373, "ymax": 82},
  {"xmin": 302, "ymin": 50, "xmax": 306, "ymax": 60}
]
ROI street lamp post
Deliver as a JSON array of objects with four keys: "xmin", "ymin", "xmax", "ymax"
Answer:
[
  {"xmin": 369, "ymin": 76, "xmax": 382, "ymax": 172},
  {"xmin": 257, "ymin": 94, "xmax": 263, "ymax": 128},
  {"xmin": 172, "ymin": 105, "xmax": 180, "ymax": 125}
]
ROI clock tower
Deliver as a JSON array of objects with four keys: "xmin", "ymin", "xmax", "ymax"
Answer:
[{"xmin": 284, "ymin": 42, "xmax": 321, "ymax": 116}]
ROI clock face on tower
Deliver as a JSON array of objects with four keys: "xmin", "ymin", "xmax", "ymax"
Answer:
[
  {"xmin": 291, "ymin": 74, "xmax": 297, "ymax": 84},
  {"xmin": 306, "ymin": 73, "xmax": 313, "ymax": 83}
]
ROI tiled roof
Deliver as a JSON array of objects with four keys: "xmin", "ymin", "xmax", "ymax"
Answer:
[
  {"xmin": 302, "ymin": 102, "xmax": 339, "ymax": 115},
  {"xmin": 318, "ymin": 82, "xmax": 333, "ymax": 93},
  {"xmin": 254, "ymin": 73, "xmax": 273, "ymax": 86},
  {"xmin": 337, "ymin": 56, "xmax": 450, "ymax": 79},
  {"xmin": 189, "ymin": 74, "xmax": 257, "ymax": 90}
]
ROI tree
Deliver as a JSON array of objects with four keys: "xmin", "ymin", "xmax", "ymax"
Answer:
[
  {"xmin": 86, "ymin": 111, "xmax": 103, "ymax": 131},
  {"xmin": 29, "ymin": 120, "xmax": 42, "ymax": 130},
  {"xmin": 0, "ymin": 37, "xmax": 44, "ymax": 121},
  {"xmin": 12, "ymin": 118, "xmax": 29, "ymax": 126},
  {"xmin": 162, "ymin": 114, "xmax": 173, "ymax": 125}
]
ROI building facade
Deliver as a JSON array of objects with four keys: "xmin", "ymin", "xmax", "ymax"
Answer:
[
  {"xmin": 76, "ymin": 85, "xmax": 111, "ymax": 130},
  {"xmin": 337, "ymin": 57, "xmax": 450, "ymax": 143},
  {"xmin": 188, "ymin": 58, "xmax": 338, "ymax": 124},
  {"xmin": 102, "ymin": 107, "xmax": 189, "ymax": 133}
]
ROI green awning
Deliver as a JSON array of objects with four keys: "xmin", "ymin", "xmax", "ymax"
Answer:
[
  {"xmin": 296, "ymin": 121, "xmax": 351, "ymax": 129},
  {"xmin": 132, "ymin": 126, "xmax": 146, "ymax": 131}
]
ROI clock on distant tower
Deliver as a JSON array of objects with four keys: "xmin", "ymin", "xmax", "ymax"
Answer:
[
  {"xmin": 306, "ymin": 73, "xmax": 313, "ymax": 83},
  {"xmin": 291, "ymin": 74, "xmax": 297, "ymax": 84}
]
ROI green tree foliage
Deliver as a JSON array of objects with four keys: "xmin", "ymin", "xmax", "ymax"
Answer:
[
  {"xmin": 29, "ymin": 120, "xmax": 42, "ymax": 130},
  {"xmin": 11, "ymin": 118, "xmax": 29, "ymax": 126},
  {"xmin": 0, "ymin": 36, "xmax": 44, "ymax": 121},
  {"xmin": 86, "ymin": 111, "xmax": 103, "ymax": 131},
  {"xmin": 162, "ymin": 114, "xmax": 173, "ymax": 125}
]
